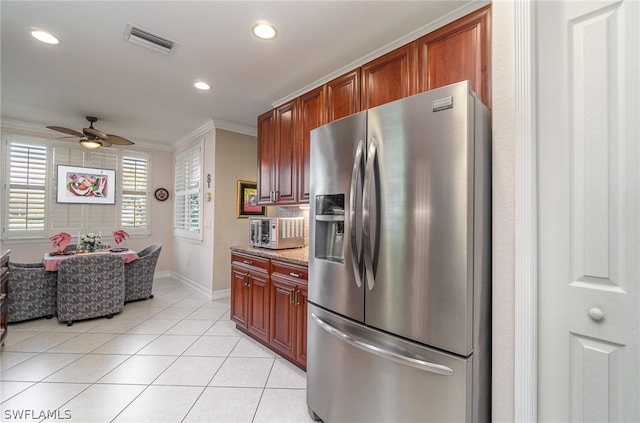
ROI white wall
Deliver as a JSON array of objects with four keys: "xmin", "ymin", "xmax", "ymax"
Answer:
[
  {"xmin": 0, "ymin": 125, "xmax": 174, "ymax": 272},
  {"xmin": 491, "ymin": 1, "xmax": 516, "ymax": 421},
  {"xmin": 170, "ymin": 126, "xmax": 258, "ymax": 296},
  {"xmin": 171, "ymin": 130, "xmax": 215, "ymax": 295}
]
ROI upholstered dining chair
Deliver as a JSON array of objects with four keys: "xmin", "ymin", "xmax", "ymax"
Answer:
[
  {"xmin": 56, "ymin": 254, "xmax": 125, "ymax": 326},
  {"xmin": 124, "ymin": 244, "xmax": 162, "ymax": 302},
  {"xmin": 7, "ymin": 262, "xmax": 57, "ymax": 322}
]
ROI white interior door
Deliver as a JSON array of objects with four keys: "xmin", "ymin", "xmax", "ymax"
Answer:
[{"xmin": 537, "ymin": 0, "xmax": 639, "ymax": 421}]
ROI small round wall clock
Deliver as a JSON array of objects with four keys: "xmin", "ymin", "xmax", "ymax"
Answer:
[{"xmin": 154, "ymin": 188, "xmax": 169, "ymax": 201}]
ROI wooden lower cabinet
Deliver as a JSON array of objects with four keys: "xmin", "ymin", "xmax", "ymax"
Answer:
[
  {"xmin": 230, "ymin": 251, "xmax": 308, "ymax": 370},
  {"xmin": 230, "ymin": 253, "xmax": 270, "ymax": 343},
  {"xmin": 269, "ymin": 261, "xmax": 308, "ymax": 368}
]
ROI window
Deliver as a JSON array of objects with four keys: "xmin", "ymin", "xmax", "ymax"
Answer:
[
  {"xmin": 5, "ymin": 137, "xmax": 47, "ymax": 238},
  {"xmin": 121, "ymin": 154, "xmax": 149, "ymax": 230},
  {"xmin": 174, "ymin": 142, "xmax": 202, "ymax": 240},
  {"xmin": 2, "ymin": 135, "xmax": 151, "ymax": 241}
]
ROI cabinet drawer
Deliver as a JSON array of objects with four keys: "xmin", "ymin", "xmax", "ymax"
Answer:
[
  {"xmin": 271, "ymin": 261, "xmax": 308, "ymax": 283},
  {"xmin": 231, "ymin": 253, "xmax": 270, "ymax": 273}
]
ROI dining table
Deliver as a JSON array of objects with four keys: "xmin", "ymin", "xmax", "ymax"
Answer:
[{"xmin": 42, "ymin": 249, "xmax": 139, "ymax": 272}]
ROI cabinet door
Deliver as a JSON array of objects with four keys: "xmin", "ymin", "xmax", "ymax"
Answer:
[
  {"xmin": 326, "ymin": 69, "xmax": 361, "ymax": 123},
  {"xmin": 269, "ymin": 276, "xmax": 297, "ymax": 360},
  {"xmin": 295, "ymin": 283, "xmax": 308, "ymax": 367},
  {"xmin": 248, "ymin": 270, "xmax": 270, "ymax": 342},
  {"xmin": 230, "ymin": 266, "xmax": 249, "ymax": 330},
  {"xmin": 416, "ymin": 5, "xmax": 491, "ymax": 108},
  {"xmin": 298, "ymin": 86, "xmax": 326, "ymax": 203},
  {"xmin": 361, "ymin": 43, "xmax": 417, "ymax": 109},
  {"xmin": 274, "ymin": 99, "xmax": 298, "ymax": 205},
  {"xmin": 257, "ymin": 109, "xmax": 276, "ymax": 204}
]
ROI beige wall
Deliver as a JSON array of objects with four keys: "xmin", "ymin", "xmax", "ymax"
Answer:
[{"xmin": 212, "ymin": 129, "xmax": 258, "ymax": 292}]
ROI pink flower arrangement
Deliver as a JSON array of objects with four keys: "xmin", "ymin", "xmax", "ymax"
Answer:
[
  {"xmin": 50, "ymin": 232, "xmax": 71, "ymax": 252},
  {"xmin": 113, "ymin": 229, "xmax": 130, "ymax": 246}
]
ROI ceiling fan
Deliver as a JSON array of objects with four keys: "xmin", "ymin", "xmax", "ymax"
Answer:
[{"xmin": 47, "ymin": 116, "xmax": 134, "ymax": 149}]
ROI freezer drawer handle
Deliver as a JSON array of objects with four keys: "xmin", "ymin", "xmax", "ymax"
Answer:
[{"xmin": 311, "ymin": 313, "xmax": 455, "ymax": 376}]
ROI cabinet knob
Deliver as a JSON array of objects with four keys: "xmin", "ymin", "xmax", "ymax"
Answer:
[{"xmin": 588, "ymin": 306, "xmax": 604, "ymax": 321}]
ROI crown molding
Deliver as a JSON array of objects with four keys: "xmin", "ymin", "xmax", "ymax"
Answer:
[
  {"xmin": 212, "ymin": 119, "xmax": 257, "ymax": 137},
  {"xmin": 173, "ymin": 118, "xmax": 216, "ymax": 150}
]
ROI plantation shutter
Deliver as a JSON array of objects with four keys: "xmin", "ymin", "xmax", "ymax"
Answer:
[
  {"xmin": 121, "ymin": 153, "xmax": 149, "ymax": 234},
  {"xmin": 174, "ymin": 142, "xmax": 202, "ymax": 239},
  {"xmin": 4, "ymin": 137, "xmax": 47, "ymax": 239}
]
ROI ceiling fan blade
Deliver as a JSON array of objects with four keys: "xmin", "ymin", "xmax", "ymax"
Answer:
[
  {"xmin": 105, "ymin": 134, "xmax": 134, "ymax": 145},
  {"xmin": 47, "ymin": 126, "xmax": 84, "ymax": 137},
  {"xmin": 84, "ymin": 127, "xmax": 109, "ymax": 140}
]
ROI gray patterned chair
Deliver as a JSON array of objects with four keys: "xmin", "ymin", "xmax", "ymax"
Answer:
[
  {"xmin": 56, "ymin": 254, "xmax": 125, "ymax": 326},
  {"xmin": 8, "ymin": 262, "xmax": 57, "ymax": 322},
  {"xmin": 124, "ymin": 244, "xmax": 161, "ymax": 302}
]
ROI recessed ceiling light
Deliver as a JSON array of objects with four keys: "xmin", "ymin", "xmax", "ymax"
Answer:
[
  {"xmin": 194, "ymin": 81, "xmax": 211, "ymax": 90},
  {"xmin": 29, "ymin": 29, "xmax": 62, "ymax": 45},
  {"xmin": 252, "ymin": 23, "xmax": 278, "ymax": 40}
]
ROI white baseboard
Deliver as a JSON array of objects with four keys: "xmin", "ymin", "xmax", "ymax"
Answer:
[{"xmin": 164, "ymin": 271, "xmax": 230, "ymax": 301}]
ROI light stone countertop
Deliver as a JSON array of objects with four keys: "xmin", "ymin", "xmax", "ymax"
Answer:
[{"xmin": 230, "ymin": 245, "xmax": 309, "ymax": 267}]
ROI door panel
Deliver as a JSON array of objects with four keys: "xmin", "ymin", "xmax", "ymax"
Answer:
[
  {"xmin": 537, "ymin": 1, "xmax": 639, "ymax": 420},
  {"xmin": 309, "ymin": 111, "xmax": 367, "ymax": 322},
  {"xmin": 364, "ymin": 83, "xmax": 483, "ymax": 356}
]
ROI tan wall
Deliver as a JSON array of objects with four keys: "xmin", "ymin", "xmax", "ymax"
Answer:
[{"xmin": 212, "ymin": 129, "xmax": 258, "ymax": 292}]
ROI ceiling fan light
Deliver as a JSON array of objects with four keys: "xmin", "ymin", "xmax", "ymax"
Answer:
[{"xmin": 79, "ymin": 139, "xmax": 102, "ymax": 149}]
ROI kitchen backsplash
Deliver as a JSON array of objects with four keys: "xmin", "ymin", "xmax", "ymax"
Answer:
[{"xmin": 275, "ymin": 206, "xmax": 310, "ymax": 246}]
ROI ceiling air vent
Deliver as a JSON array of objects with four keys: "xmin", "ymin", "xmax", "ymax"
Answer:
[{"xmin": 123, "ymin": 24, "xmax": 179, "ymax": 55}]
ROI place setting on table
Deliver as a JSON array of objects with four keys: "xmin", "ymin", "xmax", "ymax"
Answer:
[{"xmin": 43, "ymin": 230, "xmax": 139, "ymax": 271}]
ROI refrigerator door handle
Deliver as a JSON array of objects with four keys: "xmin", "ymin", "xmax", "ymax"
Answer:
[
  {"xmin": 350, "ymin": 139, "xmax": 365, "ymax": 288},
  {"xmin": 363, "ymin": 137, "xmax": 378, "ymax": 291},
  {"xmin": 311, "ymin": 313, "xmax": 455, "ymax": 376}
]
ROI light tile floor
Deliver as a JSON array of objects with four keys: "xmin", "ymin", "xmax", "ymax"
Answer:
[{"xmin": 0, "ymin": 277, "xmax": 316, "ymax": 422}]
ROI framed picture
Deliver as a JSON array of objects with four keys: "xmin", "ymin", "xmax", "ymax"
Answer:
[
  {"xmin": 56, "ymin": 165, "xmax": 116, "ymax": 204},
  {"xmin": 236, "ymin": 180, "xmax": 265, "ymax": 218}
]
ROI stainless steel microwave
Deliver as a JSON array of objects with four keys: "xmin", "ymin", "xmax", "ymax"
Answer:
[{"xmin": 249, "ymin": 217, "xmax": 305, "ymax": 249}]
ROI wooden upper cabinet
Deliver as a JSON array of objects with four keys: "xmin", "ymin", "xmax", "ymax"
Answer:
[
  {"xmin": 257, "ymin": 109, "xmax": 276, "ymax": 204},
  {"xmin": 274, "ymin": 99, "xmax": 298, "ymax": 204},
  {"xmin": 417, "ymin": 5, "xmax": 491, "ymax": 108},
  {"xmin": 326, "ymin": 69, "xmax": 361, "ymax": 122},
  {"xmin": 361, "ymin": 43, "xmax": 417, "ymax": 109},
  {"xmin": 298, "ymin": 86, "xmax": 326, "ymax": 203},
  {"xmin": 257, "ymin": 100, "xmax": 298, "ymax": 205}
]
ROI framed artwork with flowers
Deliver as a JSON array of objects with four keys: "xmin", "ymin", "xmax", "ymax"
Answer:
[{"xmin": 56, "ymin": 165, "xmax": 116, "ymax": 204}]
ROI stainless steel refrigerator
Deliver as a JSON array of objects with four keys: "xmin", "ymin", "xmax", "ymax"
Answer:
[{"xmin": 307, "ymin": 81, "xmax": 491, "ymax": 422}]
